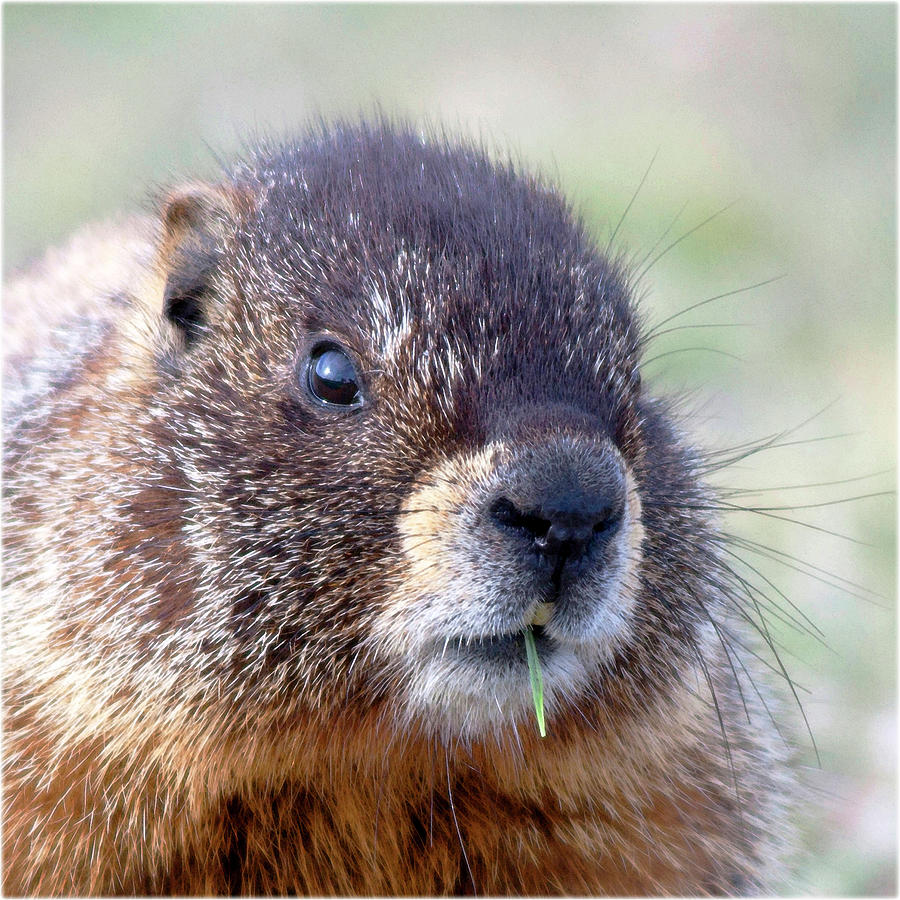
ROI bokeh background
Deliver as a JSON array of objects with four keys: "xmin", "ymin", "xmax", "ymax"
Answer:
[{"xmin": 4, "ymin": 4, "xmax": 895, "ymax": 893}]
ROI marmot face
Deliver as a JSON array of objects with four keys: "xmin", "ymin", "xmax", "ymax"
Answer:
[{"xmin": 150, "ymin": 123, "xmax": 707, "ymax": 745}]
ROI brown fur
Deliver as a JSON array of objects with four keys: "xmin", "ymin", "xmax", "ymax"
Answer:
[{"xmin": 3, "ymin": 121, "xmax": 793, "ymax": 895}]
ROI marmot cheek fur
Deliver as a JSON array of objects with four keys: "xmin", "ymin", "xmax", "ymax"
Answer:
[{"xmin": 3, "ymin": 120, "xmax": 795, "ymax": 896}]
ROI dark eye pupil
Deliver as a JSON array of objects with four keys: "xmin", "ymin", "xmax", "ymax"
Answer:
[{"xmin": 309, "ymin": 347, "xmax": 361, "ymax": 406}]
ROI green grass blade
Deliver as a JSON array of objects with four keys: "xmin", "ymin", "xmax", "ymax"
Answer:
[{"xmin": 523, "ymin": 626, "xmax": 546, "ymax": 737}]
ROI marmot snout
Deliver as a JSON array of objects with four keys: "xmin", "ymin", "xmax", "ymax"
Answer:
[
  {"xmin": 391, "ymin": 430, "xmax": 644, "ymax": 741},
  {"xmin": 3, "ymin": 119, "xmax": 794, "ymax": 896}
]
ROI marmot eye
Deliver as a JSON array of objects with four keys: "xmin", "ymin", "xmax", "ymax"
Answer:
[{"xmin": 307, "ymin": 344, "xmax": 363, "ymax": 407}]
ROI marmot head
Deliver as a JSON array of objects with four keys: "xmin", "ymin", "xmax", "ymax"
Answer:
[{"xmin": 147, "ymin": 121, "xmax": 712, "ymax": 746}]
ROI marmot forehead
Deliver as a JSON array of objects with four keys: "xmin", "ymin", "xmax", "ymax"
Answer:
[{"xmin": 226, "ymin": 122, "xmax": 641, "ymax": 414}]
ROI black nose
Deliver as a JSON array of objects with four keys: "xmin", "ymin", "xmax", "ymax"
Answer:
[{"xmin": 489, "ymin": 483, "xmax": 624, "ymax": 589}]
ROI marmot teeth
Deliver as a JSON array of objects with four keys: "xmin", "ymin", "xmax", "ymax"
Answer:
[{"xmin": 530, "ymin": 602, "xmax": 555, "ymax": 627}]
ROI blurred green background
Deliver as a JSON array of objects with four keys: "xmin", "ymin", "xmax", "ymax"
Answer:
[{"xmin": 4, "ymin": 4, "xmax": 895, "ymax": 893}]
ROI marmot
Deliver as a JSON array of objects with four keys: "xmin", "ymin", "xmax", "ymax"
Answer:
[{"xmin": 3, "ymin": 120, "xmax": 794, "ymax": 896}]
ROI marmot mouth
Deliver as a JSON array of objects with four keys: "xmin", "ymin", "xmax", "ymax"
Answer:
[{"xmin": 444, "ymin": 624, "xmax": 552, "ymax": 663}]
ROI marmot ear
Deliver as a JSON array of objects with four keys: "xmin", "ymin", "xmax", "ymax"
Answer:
[{"xmin": 157, "ymin": 183, "xmax": 247, "ymax": 348}]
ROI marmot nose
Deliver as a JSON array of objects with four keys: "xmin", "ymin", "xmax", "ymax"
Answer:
[{"xmin": 488, "ymin": 485, "xmax": 624, "ymax": 585}]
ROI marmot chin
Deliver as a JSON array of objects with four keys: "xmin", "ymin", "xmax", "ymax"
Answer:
[{"xmin": 3, "ymin": 120, "xmax": 794, "ymax": 895}]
